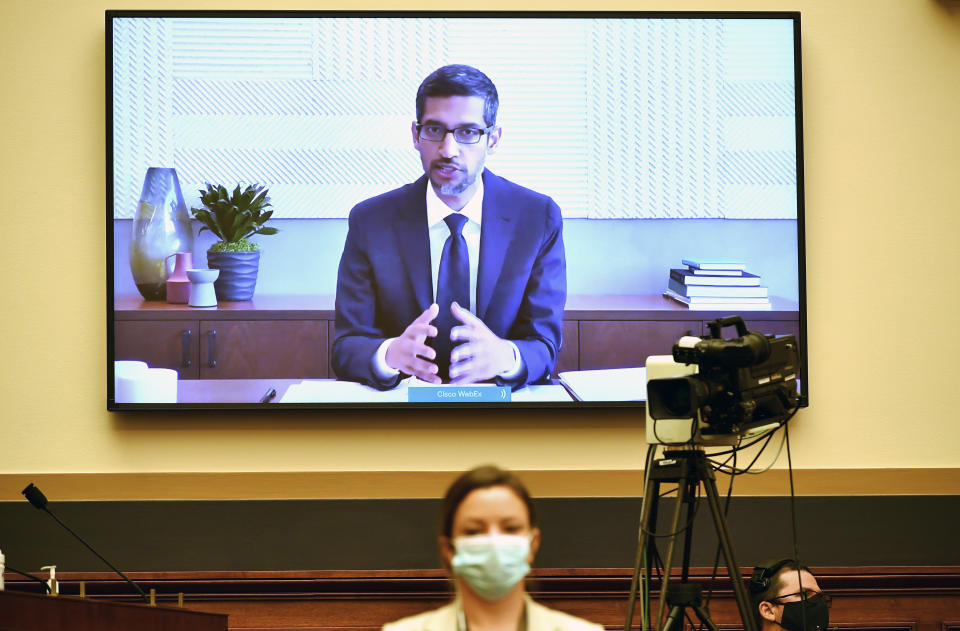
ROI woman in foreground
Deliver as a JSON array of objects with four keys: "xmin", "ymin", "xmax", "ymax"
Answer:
[{"xmin": 383, "ymin": 465, "xmax": 603, "ymax": 631}]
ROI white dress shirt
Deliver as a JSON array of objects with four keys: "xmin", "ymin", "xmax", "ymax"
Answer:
[
  {"xmin": 426, "ymin": 177, "xmax": 483, "ymax": 315},
  {"xmin": 372, "ymin": 178, "xmax": 521, "ymax": 381}
]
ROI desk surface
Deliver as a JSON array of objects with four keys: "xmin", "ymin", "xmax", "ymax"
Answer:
[
  {"xmin": 0, "ymin": 590, "xmax": 227, "ymax": 631},
  {"xmin": 178, "ymin": 379, "xmax": 297, "ymax": 403},
  {"xmin": 116, "ymin": 293, "xmax": 800, "ymax": 321},
  {"xmin": 176, "ymin": 379, "xmax": 574, "ymax": 404}
]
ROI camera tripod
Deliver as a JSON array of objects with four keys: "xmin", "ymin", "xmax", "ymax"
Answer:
[{"xmin": 624, "ymin": 448, "xmax": 757, "ymax": 631}]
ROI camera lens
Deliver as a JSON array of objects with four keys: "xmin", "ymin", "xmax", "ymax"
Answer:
[{"xmin": 648, "ymin": 378, "xmax": 695, "ymax": 418}]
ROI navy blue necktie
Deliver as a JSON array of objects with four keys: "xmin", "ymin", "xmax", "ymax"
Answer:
[{"xmin": 433, "ymin": 213, "xmax": 469, "ymax": 381}]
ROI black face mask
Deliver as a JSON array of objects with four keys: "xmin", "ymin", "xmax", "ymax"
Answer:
[{"xmin": 777, "ymin": 593, "xmax": 830, "ymax": 631}]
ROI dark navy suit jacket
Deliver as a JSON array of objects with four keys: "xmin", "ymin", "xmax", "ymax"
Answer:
[{"xmin": 332, "ymin": 169, "xmax": 567, "ymax": 389}]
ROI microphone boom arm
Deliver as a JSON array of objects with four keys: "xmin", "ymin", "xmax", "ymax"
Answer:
[
  {"xmin": 44, "ymin": 507, "xmax": 149, "ymax": 602},
  {"xmin": 21, "ymin": 483, "xmax": 149, "ymax": 603}
]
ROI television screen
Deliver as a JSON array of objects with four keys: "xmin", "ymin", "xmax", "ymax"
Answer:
[{"xmin": 108, "ymin": 10, "xmax": 807, "ymax": 410}]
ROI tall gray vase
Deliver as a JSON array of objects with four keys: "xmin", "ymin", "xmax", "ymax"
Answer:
[
  {"xmin": 129, "ymin": 167, "xmax": 194, "ymax": 301},
  {"xmin": 206, "ymin": 250, "xmax": 261, "ymax": 301}
]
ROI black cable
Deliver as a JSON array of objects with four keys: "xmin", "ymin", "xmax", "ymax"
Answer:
[
  {"xmin": 651, "ymin": 412, "xmax": 700, "ymax": 448},
  {"xmin": 710, "ymin": 428, "xmax": 780, "ymax": 476},
  {"xmin": 642, "ymin": 396, "xmax": 801, "ymax": 630},
  {"xmin": 784, "ymin": 420, "xmax": 808, "ymax": 631},
  {"xmin": 639, "ymin": 481, "xmax": 702, "ymax": 539},
  {"xmin": 649, "ymin": 540, "xmax": 666, "ymax": 631},
  {"xmin": 642, "ymin": 458, "xmax": 668, "ymax": 631},
  {"xmin": 729, "ymin": 429, "xmax": 786, "ymax": 476},
  {"xmin": 659, "ymin": 486, "xmax": 680, "ymax": 498},
  {"xmin": 709, "ymin": 420, "xmax": 784, "ymax": 458},
  {"xmin": 698, "ymin": 450, "xmax": 736, "ymax": 631},
  {"xmin": 706, "ymin": 402, "xmax": 802, "ymax": 479},
  {"xmin": 702, "ymin": 404, "xmax": 800, "ymax": 459},
  {"xmin": 641, "ymin": 444, "xmax": 702, "ymax": 540},
  {"xmin": 705, "ymin": 434, "xmax": 745, "ymax": 473},
  {"xmin": 709, "ymin": 448, "xmax": 737, "ymax": 472},
  {"xmin": 690, "ymin": 405, "xmax": 800, "ymax": 629},
  {"xmin": 637, "ymin": 442, "xmax": 659, "ymax": 631},
  {"xmin": 710, "ymin": 436, "xmax": 765, "ymax": 474},
  {"xmin": 3, "ymin": 565, "xmax": 52, "ymax": 593}
]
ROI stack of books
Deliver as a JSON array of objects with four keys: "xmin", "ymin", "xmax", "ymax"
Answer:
[{"xmin": 664, "ymin": 259, "xmax": 772, "ymax": 310}]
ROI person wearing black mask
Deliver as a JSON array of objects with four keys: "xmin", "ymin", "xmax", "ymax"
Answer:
[{"xmin": 748, "ymin": 559, "xmax": 832, "ymax": 631}]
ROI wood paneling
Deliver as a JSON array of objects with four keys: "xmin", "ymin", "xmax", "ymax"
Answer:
[
  {"xmin": 0, "ymin": 590, "xmax": 227, "ymax": 631},
  {"xmin": 3, "ymin": 469, "xmax": 959, "ymax": 500},
  {"xmin": 4, "ymin": 568, "xmax": 957, "ymax": 631}
]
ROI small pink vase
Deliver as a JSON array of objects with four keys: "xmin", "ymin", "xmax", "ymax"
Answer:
[{"xmin": 166, "ymin": 252, "xmax": 193, "ymax": 304}]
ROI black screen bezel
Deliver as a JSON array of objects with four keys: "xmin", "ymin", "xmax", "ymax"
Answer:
[{"xmin": 106, "ymin": 10, "xmax": 808, "ymax": 411}]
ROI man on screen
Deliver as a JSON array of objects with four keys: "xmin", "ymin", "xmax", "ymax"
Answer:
[{"xmin": 333, "ymin": 64, "xmax": 566, "ymax": 390}]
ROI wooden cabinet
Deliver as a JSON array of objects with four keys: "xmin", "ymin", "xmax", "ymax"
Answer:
[
  {"xmin": 198, "ymin": 321, "xmax": 327, "ymax": 379},
  {"xmin": 116, "ymin": 319, "xmax": 327, "ymax": 379},
  {"xmin": 578, "ymin": 320, "xmax": 701, "ymax": 370},
  {"xmin": 555, "ymin": 321, "xmax": 580, "ymax": 375},
  {"xmin": 114, "ymin": 296, "xmax": 331, "ymax": 380},
  {"xmin": 114, "ymin": 294, "xmax": 801, "ymax": 380},
  {"xmin": 115, "ymin": 320, "xmax": 200, "ymax": 379},
  {"xmin": 564, "ymin": 295, "xmax": 801, "ymax": 372}
]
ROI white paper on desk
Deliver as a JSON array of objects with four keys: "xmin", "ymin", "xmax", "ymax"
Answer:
[
  {"xmin": 280, "ymin": 378, "xmax": 573, "ymax": 403},
  {"xmin": 281, "ymin": 377, "xmax": 486, "ymax": 403},
  {"xmin": 558, "ymin": 367, "xmax": 647, "ymax": 402},
  {"xmin": 511, "ymin": 384, "xmax": 572, "ymax": 402},
  {"xmin": 281, "ymin": 379, "xmax": 407, "ymax": 403}
]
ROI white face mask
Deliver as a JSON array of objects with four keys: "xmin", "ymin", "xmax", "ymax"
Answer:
[{"xmin": 450, "ymin": 534, "xmax": 531, "ymax": 601}]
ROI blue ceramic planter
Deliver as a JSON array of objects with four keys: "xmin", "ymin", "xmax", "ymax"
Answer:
[{"xmin": 206, "ymin": 250, "xmax": 261, "ymax": 301}]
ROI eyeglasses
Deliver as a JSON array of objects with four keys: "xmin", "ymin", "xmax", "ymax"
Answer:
[
  {"xmin": 415, "ymin": 124, "xmax": 493, "ymax": 145},
  {"xmin": 769, "ymin": 591, "xmax": 832, "ymax": 609}
]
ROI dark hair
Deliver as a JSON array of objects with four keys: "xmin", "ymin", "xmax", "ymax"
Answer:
[
  {"xmin": 439, "ymin": 465, "xmax": 537, "ymax": 538},
  {"xmin": 748, "ymin": 559, "xmax": 811, "ymax": 628},
  {"xmin": 415, "ymin": 64, "xmax": 499, "ymax": 127}
]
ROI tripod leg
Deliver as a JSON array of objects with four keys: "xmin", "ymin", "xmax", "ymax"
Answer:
[
  {"xmin": 646, "ymin": 477, "xmax": 662, "ymax": 607},
  {"xmin": 701, "ymin": 473, "xmax": 758, "ymax": 631},
  {"xmin": 655, "ymin": 469, "xmax": 688, "ymax": 630},
  {"xmin": 679, "ymin": 477, "xmax": 697, "ymax": 583},
  {"xmin": 661, "ymin": 605, "xmax": 686, "ymax": 631},
  {"xmin": 624, "ymin": 466, "xmax": 660, "ymax": 631},
  {"xmin": 692, "ymin": 604, "xmax": 721, "ymax": 631}
]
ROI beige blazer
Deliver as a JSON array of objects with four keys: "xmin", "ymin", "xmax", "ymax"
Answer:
[{"xmin": 382, "ymin": 595, "xmax": 604, "ymax": 631}]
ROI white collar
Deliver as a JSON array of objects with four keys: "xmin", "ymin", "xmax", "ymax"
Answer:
[
  {"xmin": 426, "ymin": 174, "xmax": 484, "ymax": 228},
  {"xmin": 452, "ymin": 593, "xmax": 530, "ymax": 631}
]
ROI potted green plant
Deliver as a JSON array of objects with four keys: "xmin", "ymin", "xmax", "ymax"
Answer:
[{"xmin": 190, "ymin": 183, "xmax": 278, "ymax": 301}]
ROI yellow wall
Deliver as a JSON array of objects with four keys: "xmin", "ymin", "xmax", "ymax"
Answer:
[{"xmin": 2, "ymin": 0, "xmax": 959, "ymax": 499}]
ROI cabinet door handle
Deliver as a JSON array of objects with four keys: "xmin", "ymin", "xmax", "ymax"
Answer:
[
  {"xmin": 181, "ymin": 330, "xmax": 193, "ymax": 368},
  {"xmin": 207, "ymin": 329, "xmax": 217, "ymax": 368}
]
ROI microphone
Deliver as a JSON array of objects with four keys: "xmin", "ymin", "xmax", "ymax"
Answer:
[
  {"xmin": 21, "ymin": 483, "xmax": 149, "ymax": 603},
  {"xmin": 4, "ymin": 564, "xmax": 52, "ymax": 593}
]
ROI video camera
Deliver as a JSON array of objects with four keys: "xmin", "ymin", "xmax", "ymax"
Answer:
[{"xmin": 645, "ymin": 316, "xmax": 800, "ymax": 445}]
